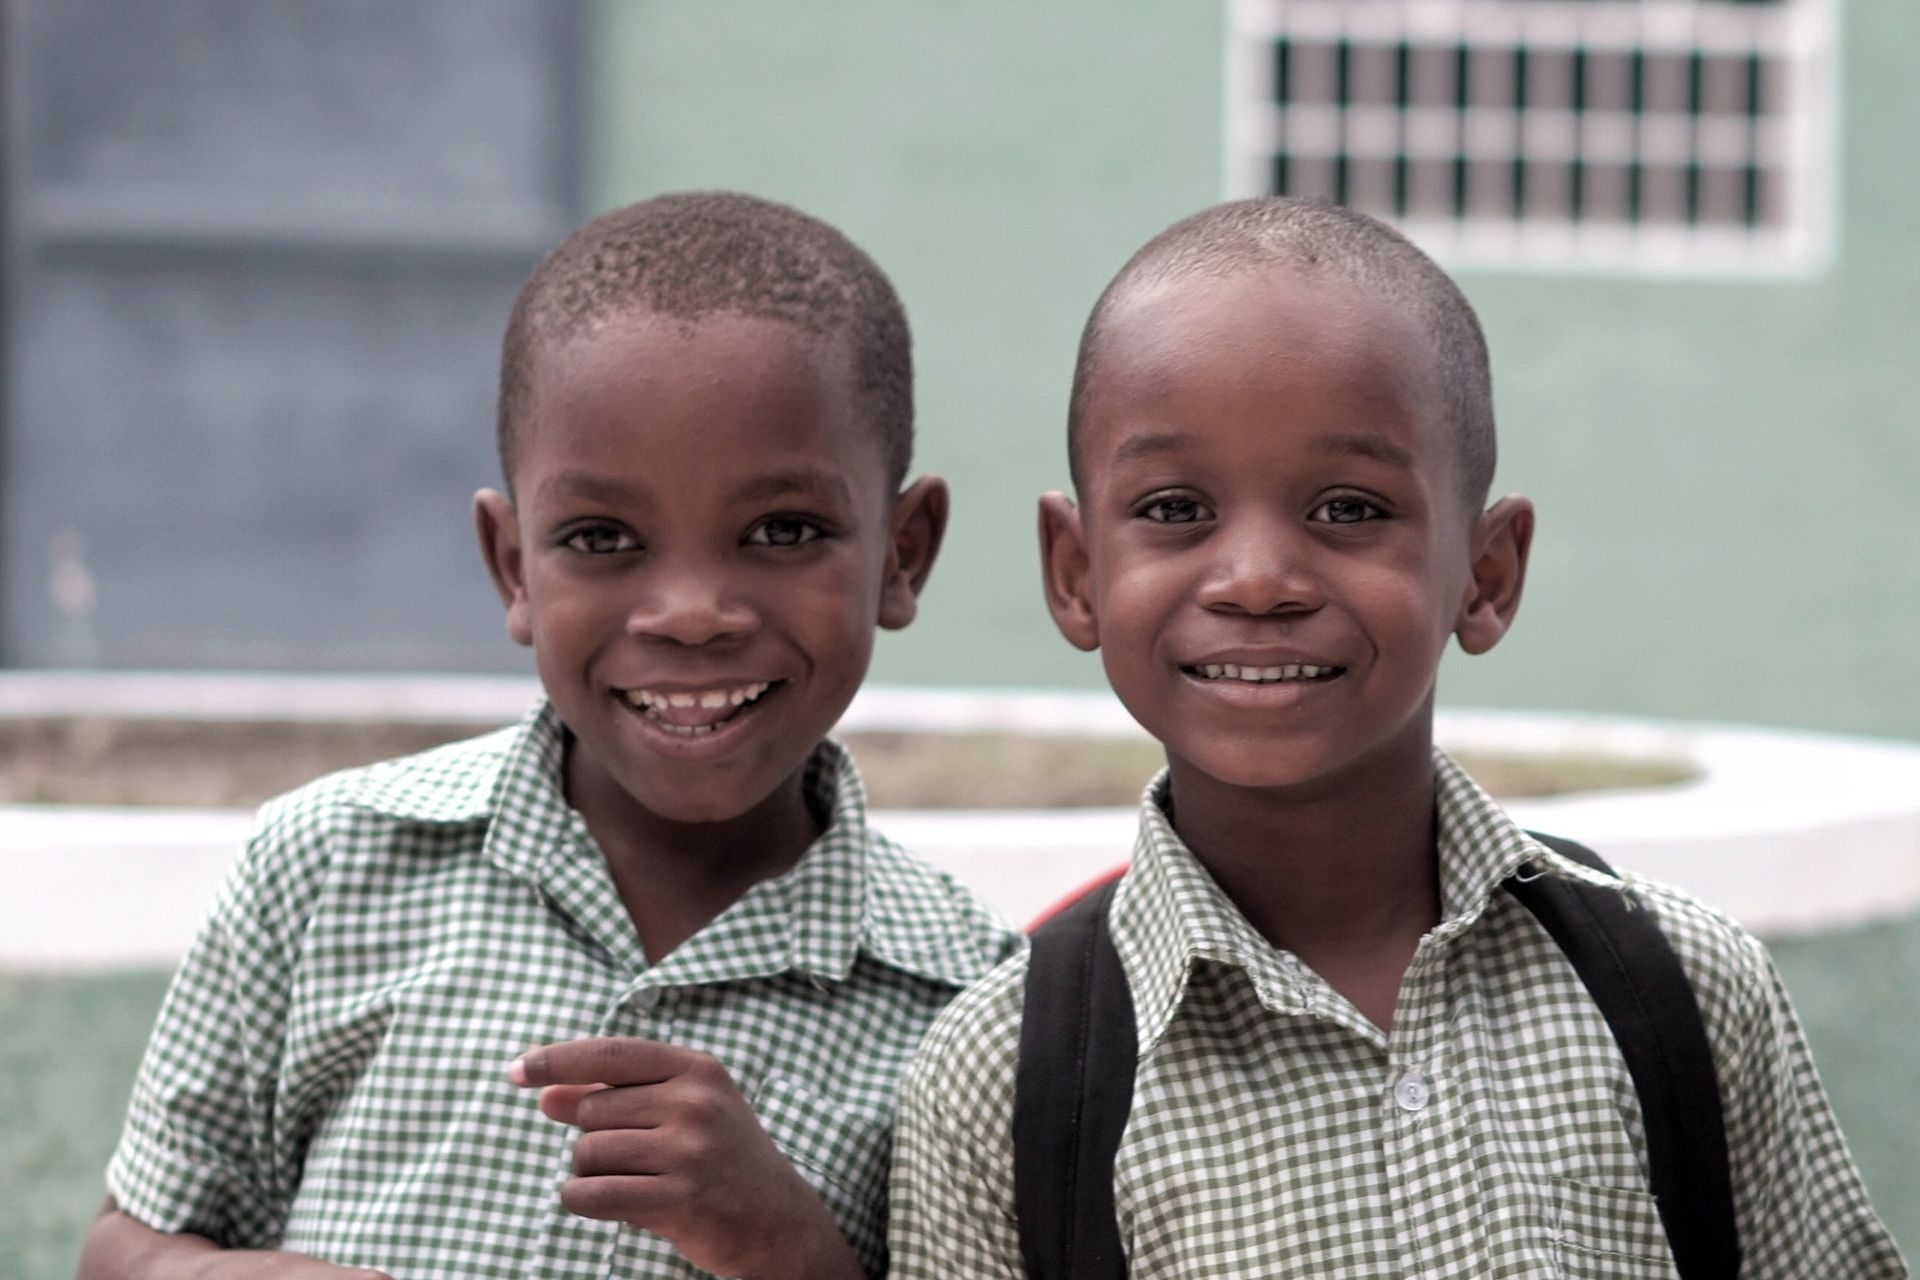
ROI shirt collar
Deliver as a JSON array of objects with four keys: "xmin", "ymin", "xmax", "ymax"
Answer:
[
  {"xmin": 1428, "ymin": 747, "xmax": 1546, "ymax": 929},
  {"xmin": 654, "ymin": 736, "xmax": 1010, "ymax": 990},
  {"xmin": 1112, "ymin": 772, "xmax": 1296, "ymax": 1054},
  {"xmin": 644, "ymin": 739, "xmax": 874, "ymax": 988},
  {"xmin": 1113, "ymin": 748, "xmax": 1546, "ymax": 1051},
  {"xmin": 352, "ymin": 698, "xmax": 995, "ymax": 988}
]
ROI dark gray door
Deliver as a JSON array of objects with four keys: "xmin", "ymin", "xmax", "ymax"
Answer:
[{"xmin": 1, "ymin": 0, "xmax": 580, "ymax": 669}]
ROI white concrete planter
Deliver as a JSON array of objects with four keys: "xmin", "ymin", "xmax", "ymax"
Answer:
[{"xmin": 4, "ymin": 673, "xmax": 1918, "ymax": 969}]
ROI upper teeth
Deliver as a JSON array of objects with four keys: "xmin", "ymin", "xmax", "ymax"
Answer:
[
  {"xmin": 629, "ymin": 681, "xmax": 771, "ymax": 710},
  {"xmin": 1195, "ymin": 663, "xmax": 1333, "ymax": 682}
]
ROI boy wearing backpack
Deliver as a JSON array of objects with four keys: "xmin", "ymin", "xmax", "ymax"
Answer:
[{"xmin": 888, "ymin": 198, "xmax": 1906, "ymax": 1278}]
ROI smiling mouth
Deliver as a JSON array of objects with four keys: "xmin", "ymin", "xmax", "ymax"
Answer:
[
  {"xmin": 619, "ymin": 680, "xmax": 780, "ymax": 736},
  {"xmin": 1183, "ymin": 662, "xmax": 1345, "ymax": 684}
]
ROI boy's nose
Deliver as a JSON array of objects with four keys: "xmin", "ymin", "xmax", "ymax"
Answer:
[
  {"xmin": 624, "ymin": 569, "xmax": 758, "ymax": 646},
  {"xmin": 1196, "ymin": 524, "xmax": 1323, "ymax": 616}
]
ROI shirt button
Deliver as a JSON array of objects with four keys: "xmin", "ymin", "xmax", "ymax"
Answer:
[
  {"xmin": 1393, "ymin": 1071, "xmax": 1431, "ymax": 1113},
  {"xmin": 630, "ymin": 987, "xmax": 662, "ymax": 1013}
]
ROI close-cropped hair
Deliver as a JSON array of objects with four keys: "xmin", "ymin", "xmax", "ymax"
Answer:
[
  {"xmin": 1068, "ymin": 197, "xmax": 1496, "ymax": 509},
  {"xmin": 498, "ymin": 190, "xmax": 914, "ymax": 491}
]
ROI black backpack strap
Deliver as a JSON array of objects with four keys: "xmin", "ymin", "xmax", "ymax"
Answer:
[
  {"xmin": 1013, "ymin": 876, "xmax": 1134, "ymax": 1280},
  {"xmin": 1012, "ymin": 835, "xmax": 1739, "ymax": 1280},
  {"xmin": 1506, "ymin": 833, "xmax": 1741, "ymax": 1280}
]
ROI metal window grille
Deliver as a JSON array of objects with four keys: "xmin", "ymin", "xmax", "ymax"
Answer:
[{"xmin": 1225, "ymin": 0, "xmax": 1837, "ymax": 275}]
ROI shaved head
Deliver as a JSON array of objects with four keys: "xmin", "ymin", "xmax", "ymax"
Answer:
[{"xmin": 1069, "ymin": 198, "xmax": 1495, "ymax": 509}]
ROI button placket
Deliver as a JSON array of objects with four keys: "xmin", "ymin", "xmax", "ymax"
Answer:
[
  {"xmin": 1386, "ymin": 947, "xmax": 1440, "ymax": 1119},
  {"xmin": 1380, "ymin": 938, "xmax": 1490, "ymax": 1274}
]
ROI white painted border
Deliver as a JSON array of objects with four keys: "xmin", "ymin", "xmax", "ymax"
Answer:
[{"xmin": 3, "ymin": 674, "xmax": 1918, "ymax": 967}]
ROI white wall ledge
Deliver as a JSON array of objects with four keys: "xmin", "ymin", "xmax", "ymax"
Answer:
[{"xmin": 4, "ymin": 675, "xmax": 1918, "ymax": 968}]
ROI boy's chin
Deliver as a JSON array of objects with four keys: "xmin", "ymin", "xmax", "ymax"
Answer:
[
  {"xmin": 565, "ymin": 727, "xmax": 811, "ymax": 831},
  {"xmin": 603, "ymin": 765, "xmax": 806, "ymax": 830},
  {"xmin": 1171, "ymin": 752, "xmax": 1339, "ymax": 796},
  {"xmin": 1167, "ymin": 732, "xmax": 1429, "ymax": 800}
]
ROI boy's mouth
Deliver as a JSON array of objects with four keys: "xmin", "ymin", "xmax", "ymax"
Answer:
[
  {"xmin": 620, "ymin": 680, "xmax": 780, "ymax": 736},
  {"xmin": 1183, "ymin": 662, "xmax": 1344, "ymax": 684}
]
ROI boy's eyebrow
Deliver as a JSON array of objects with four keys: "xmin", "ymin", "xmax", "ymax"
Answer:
[
  {"xmin": 1109, "ymin": 428, "xmax": 1416, "ymax": 470},
  {"xmin": 1315, "ymin": 431, "xmax": 1416, "ymax": 469},
  {"xmin": 531, "ymin": 468, "xmax": 856, "ymax": 508},
  {"xmin": 1109, "ymin": 429, "xmax": 1192, "ymax": 467},
  {"xmin": 732, "ymin": 467, "xmax": 856, "ymax": 506},
  {"xmin": 538, "ymin": 471, "xmax": 646, "ymax": 506}
]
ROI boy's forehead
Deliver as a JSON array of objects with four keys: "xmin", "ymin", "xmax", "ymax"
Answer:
[
  {"xmin": 1065, "ymin": 262, "xmax": 1476, "ymax": 511},
  {"xmin": 514, "ymin": 311, "xmax": 889, "ymax": 485},
  {"xmin": 1106, "ymin": 262, "xmax": 1406, "ymax": 359},
  {"xmin": 506, "ymin": 305, "xmax": 902, "ymax": 510},
  {"xmin": 544, "ymin": 309, "xmax": 851, "ymax": 389},
  {"xmin": 1087, "ymin": 265, "xmax": 1443, "ymax": 431}
]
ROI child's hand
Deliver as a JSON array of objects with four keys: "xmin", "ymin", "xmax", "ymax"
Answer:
[{"xmin": 509, "ymin": 1038, "xmax": 863, "ymax": 1280}]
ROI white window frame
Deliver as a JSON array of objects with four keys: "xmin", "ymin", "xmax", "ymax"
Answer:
[{"xmin": 1224, "ymin": 0, "xmax": 1839, "ymax": 276}]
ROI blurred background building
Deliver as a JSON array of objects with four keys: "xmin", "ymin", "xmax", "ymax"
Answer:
[
  {"xmin": 2, "ymin": 2, "xmax": 1917, "ymax": 1273},
  {"xmin": 3, "ymin": 0, "xmax": 1916, "ymax": 743},
  {"xmin": 1, "ymin": 1, "xmax": 584, "ymax": 671}
]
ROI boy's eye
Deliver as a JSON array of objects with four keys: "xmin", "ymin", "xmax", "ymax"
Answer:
[
  {"xmin": 1310, "ymin": 497, "xmax": 1386, "ymax": 524},
  {"xmin": 561, "ymin": 525, "xmax": 640, "ymax": 554},
  {"xmin": 1139, "ymin": 496, "xmax": 1211, "ymax": 524},
  {"xmin": 745, "ymin": 517, "xmax": 824, "ymax": 547}
]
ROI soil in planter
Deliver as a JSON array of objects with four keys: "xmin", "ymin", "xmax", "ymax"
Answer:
[{"xmin": 2, "ymin": 717, "xmax": 1697, "ymax": 810}]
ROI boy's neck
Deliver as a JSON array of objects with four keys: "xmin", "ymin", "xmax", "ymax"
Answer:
[
  {"xmin": 1164, "ymin": 727, "xmax": 1443, "ymax": 1031},
  {"xmin": 566, "ymin": 750, "xmax": 824, "ymax": 964}
]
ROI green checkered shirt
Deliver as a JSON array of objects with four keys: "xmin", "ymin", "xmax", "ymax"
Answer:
[
  {"xmin": 891, "ymin": 751, "xmax": 1907, "ymax": 1279},
  {"xmin": 107, "ymin": 699, "xmax": 1019, "ymax": 1278}
]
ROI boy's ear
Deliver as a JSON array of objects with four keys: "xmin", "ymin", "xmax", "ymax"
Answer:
[
  {"xmin": 1454, "ymin": 495, "xmax": 1534, "ymax": 655},
  {"xmin": 474, "ymin": 488, "xmax": 534, "ymax": 648},
  {"xmin": 1038, "ymin": 491, "xmax": 1099, "ymax": 652},
  {"xmin": 877, "ymin": 475, "xmax": 950, "ymax": 631}
]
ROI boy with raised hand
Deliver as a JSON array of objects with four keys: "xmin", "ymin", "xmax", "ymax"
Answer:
[
  {"xmin": 889, "ymin": 197, "xmax": 1905, "ymax": 1278},
  {"xmin": 77, "ymin": 191, "xmax": 1019, "ymax": 1280}
]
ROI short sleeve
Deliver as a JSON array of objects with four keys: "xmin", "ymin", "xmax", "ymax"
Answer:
[
  {"xmin": 105, "ymin": 819, "xmax": 310, "ymax": 1246},
  {"xmin": 1722, "ymin": 949, "xmax": 1907, "ymax": 1278},
  {"xmin": 1641, "ymin": 884, "xmax": 1908, "ymax": 1279},
  {"xmin": 887, "ymin": 954, "xmax": 1028, "ymax": 1280}
]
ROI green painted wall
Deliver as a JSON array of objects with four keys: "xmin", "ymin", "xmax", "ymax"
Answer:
[
  {"xmin": 589, "ymin": 0, "xmax": 1920, "ymax": 743},
  {"xmin": 1460, "ymin": 0, "xmax": 1920, "ymax": 742}
]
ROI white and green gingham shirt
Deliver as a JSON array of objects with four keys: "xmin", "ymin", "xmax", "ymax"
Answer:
[
  {"xmin": 107, "ymin": 700, "xmax": 1019, "ymax": 1278},
  {"xmin": 891, "ymin": 751, "xmax": 1907, "ymax": 1279}
]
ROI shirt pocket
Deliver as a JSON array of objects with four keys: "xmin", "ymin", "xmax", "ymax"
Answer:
[
  {"xmin": 751, "ymin": 1075, "xmax": 890, "ymax": 1265},
  {"xmin": 1549, "ymin": 1177, "xmax": 1682, "ymax": 1280}
]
